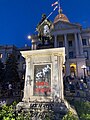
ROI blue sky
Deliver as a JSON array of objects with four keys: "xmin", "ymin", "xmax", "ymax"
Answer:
[{"xmin": 0, "ymin": 0, "xmax": 90, "ymax": 48}]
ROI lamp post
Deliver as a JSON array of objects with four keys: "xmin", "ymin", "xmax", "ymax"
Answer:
[
  {"xmin": 27, "ymin": 35, "xmax": 31, "ymax": 46},
  {"xmin": 81, "ymin": 65, "xmax": 87, "ymax": 83},
  {"xmin": 27, "ymin": 35, "xmax": 35, "ymax": 50},
  {"xmin": 28, "ymin": 35, "xmax": 38, "ymax": 50}
]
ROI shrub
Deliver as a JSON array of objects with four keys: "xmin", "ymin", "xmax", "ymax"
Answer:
[
  {"xmin": 74, "ymin": 101, "xmax": 90, "ymax": 120},
  {"xmin": 62, "ymin": 111, "xmax": 78, "ymax": 120}
]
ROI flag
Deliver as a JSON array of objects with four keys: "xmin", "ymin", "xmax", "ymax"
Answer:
[
  {"xmin": 51, "ymin": 1, "xmax": 58, "ymax": 7},
  {"xmin": 53, "ymin": 5, "xmax": 58, "ymax": 11}
]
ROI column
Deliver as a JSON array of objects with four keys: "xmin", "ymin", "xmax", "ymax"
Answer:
[
  {"xmin": 74, "ymin": 33, "xmax": 79, "ymax": 57},
  {"xmin": 78, "ymin": 33, "xmax": 84, "ymax": 56},
  {"xmin": 64, "ymin": 34, "xmax": 68, "ymax": 58},
  {"xmin": 54, "ymin": 35, "xmax": 57, "ymax": 48},
  {"xmin": 64, "ymin": 34, "xmax": 70, "ymax": 76}
]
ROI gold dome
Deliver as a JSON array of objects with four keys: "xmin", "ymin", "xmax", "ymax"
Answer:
[{"xmin": 54, "ymin": 9, "xmax": 70, "ymax": 23}]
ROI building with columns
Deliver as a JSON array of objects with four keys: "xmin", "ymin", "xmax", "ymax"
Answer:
[
  {"xmin": 30, "ymin": 10, "xmax": 90, "ymax": 78},
  {"xmin": 51, "ymin": 10, "xmax": 86, "ymax": 77}
]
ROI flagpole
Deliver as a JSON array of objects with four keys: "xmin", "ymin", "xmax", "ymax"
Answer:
[{"xmin": 58, "ymin": 0, "xmax": 61, "ymax": 14}]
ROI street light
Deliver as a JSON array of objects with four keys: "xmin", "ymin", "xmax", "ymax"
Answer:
[
  {"xmin": 27, "ymin": 35, "xmax": 31, "ymax": 40},
  {"xmin": 27, "ymin": 35, "xmax": 32, "ymax": 49},
  {"xmin": 27, "ymin": 35, "xmax": 38, "ymax": 50},
  {"xmin": 27, "ymin": 35, "xmax": 33, "ymax": 50},
  {"xmin": 81, "ymin": 65, "xmax": 87, "ymax": 83}
]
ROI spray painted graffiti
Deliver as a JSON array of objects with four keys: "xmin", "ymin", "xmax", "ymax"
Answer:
[{"xmin": 34, "ymin": 64, "xmax": 51, "ymax": 96}]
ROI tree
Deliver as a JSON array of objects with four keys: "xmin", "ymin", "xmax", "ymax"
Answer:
[
  {"xmin": 4, "ymin": 54, "xmax": 20, "ymax": 84},
  {"xmin": 0, "ymin": 59, "xmax": 4, "ymax": 83}
]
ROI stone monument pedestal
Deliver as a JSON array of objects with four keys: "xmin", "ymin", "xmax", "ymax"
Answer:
[
  {"xmin": 17, "ymin": 48, "xmax": 68, "ymax": 119},
  {"xmin": 21, "ymin": 48, "xmax": 65, "ymax": 102}
]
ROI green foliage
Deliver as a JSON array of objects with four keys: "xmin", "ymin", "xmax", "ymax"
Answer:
[
  {"xmin": 0, "ymin": 101, "xmax": 90, "ymax": 120},
  {"xmin": 62, "ymin": 111, "xmax": 78, "ymax": 120},
  {"xmin": 16, "ymin": 111, "xmax": 31, "ymax": 120},
  {"xmin": 74, "ymin": 101, "xmax": 90, "ymax": 120},
  {"xmin": 0, "ymin": 102, "xmax": 51, "ymax": 120},
  {"xmin": 80, "ymin": 114, "xmax": 90, "ymax": 120},
  {"xmin": 0, "ymin": 104, "xmax": 16, "ymax": 120},
  {"xmin": 62, "ymin": 100, "xmax": 90, "ymax": 120},
  {"xmin": 0, "ymin": 103, "xmax": 31, "ymax": 120}
]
